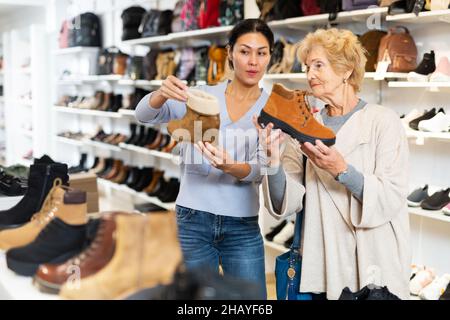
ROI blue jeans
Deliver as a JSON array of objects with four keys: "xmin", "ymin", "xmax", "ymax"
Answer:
[{"xmin": 175, "ymin": 205, "xmax": 267, "ymax": 299}]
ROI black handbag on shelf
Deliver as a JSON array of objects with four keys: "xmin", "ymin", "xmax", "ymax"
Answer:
[
  {"xmin": 71, "ymin": 12, "xmax": 102, "ymax": 47},
  {"xmin": 121, "ymin": 6, "xmax": 147, "ymax": 40},
  {"xmin": 126, "ymin": 56, "xmax": 144, "ymax": 80}
]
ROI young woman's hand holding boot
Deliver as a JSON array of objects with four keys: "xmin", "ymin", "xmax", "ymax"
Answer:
[{"xmin": 149, "ymin": 75, "xmax": 189, "ymax": 109}]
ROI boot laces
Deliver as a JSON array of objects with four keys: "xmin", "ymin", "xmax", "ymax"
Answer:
[
  {"xmin": 295, "ymin": 91, "xmax": 311, "ymax": 127},
  {"xmin": 31, "ymin": 178, "xmax": 64, "ymax": 225},
  {"xmin": 68, "ymin": 220, "xmax": 106, "ymax": 265}
]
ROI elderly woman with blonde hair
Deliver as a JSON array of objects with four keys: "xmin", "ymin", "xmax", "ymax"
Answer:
[{"xmin": 255, "ymin": 28, "xmax": 411, "ymax": 299}]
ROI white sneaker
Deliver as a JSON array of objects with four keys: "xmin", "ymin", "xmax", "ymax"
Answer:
[
  {"xmin": 410, "ymin": 268, "xmax": 436, "ymax": 296},
  {"xmin": 418, "ymin": 111, "xmax": 450, "ymax": 132},
  {"xmin": 419, "ymin": 274, "xmax": 450, "ymax": 300},
  {"xmin": 273, "ymin": 221, "xmax": 295, "ymax": 245}
]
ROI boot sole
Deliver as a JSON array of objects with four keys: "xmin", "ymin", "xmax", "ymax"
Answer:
[
  {"xmin": 7, "ymin": 250, "xmax": 81, "ymax": 277},
  {"xmin": 32, "ymin": 276, "xmax": 62, "ymax": 294},
  {"xmin": 258, "ymin": 110, "xmax": 336, "ymax": 146}
]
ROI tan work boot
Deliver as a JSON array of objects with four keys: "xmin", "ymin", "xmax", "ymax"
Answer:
[
  {"xmin": 59, "ymin": 212, "xmax": 183, "ymax": 300},
  {"xmin": 258, "ymin": 83, "xmax": 336, "ymax": 146},
  {"xmin": 167, "ymin": 89, "xmax": 220, "ymax": 144},
  {"xmin": 0, "ymin": 179, "xmax": 88, "ymax": 251}
]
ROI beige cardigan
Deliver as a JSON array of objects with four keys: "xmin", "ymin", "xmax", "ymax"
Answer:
[{"xmin": 262, "ymin": 103, "xmax": 411, "ymax": 300}]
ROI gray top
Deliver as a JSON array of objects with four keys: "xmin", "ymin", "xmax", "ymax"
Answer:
[
  {"xmin": 135, "ymin": 80, "xmax": 268, "ymax": 217},
  {"xmin": 269, "ymin": 100, "xmax": 367, "ymax": 212}
]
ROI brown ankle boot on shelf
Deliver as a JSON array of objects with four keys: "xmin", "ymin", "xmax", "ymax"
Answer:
[
  {"xmin": 90, "ymin": 158, "xmax": 106, "ymax": 175},
  {"xmin": 33, "ymin": 212, "xmax": 127, "ymax": 294},
  {"xmin": 167, "ymin": 89, "xmax": 220, "ymax": 144},
  {"xmin": 143, "ymin": 170, "xmax": 164, "ymax": 194},
  {"xmin": 93, "ymin": 91, "xmax": 105, "ymax": 109},
  {"xmin": 97, "ymin": 92, "xmax": 112, "ymax": 111},
  {"xmin": 145, "ymin": 131, "xmax": 163, "ymax": 150},
  {"xmin": 258, "ymin": 83, "xmax": 336, "ymax": 146},
  {"xmin": 0, "ymin": 179, "xmax": 88, "ymax": 251},
  {"xmin": 59, "ymin": 212, "xmax": 182, "ymax": 300},
  {"xmin": 111, "ymin": 165, "xmax": 129, "ymax": 184},
  {"xmin": 161, "ymin": 139, "xmax": 177, "ymax": 153},
  {"xmin": 103, "ymin": 160, "xmax": 123, "ymax": 181}
]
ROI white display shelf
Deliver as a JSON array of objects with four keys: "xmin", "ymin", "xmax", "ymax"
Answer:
[
  {"xmin": 58, "ymin": 75, "xmax": 123, "ymax": 85},
  {"xmin": 388, "ymin": 81, "xmax": 450, "ymax": 92},
  {"xmin": 406, "ymin": 130, "xmax": 450, "ymax": 142},
  {"xmin": 409, "ymin": 207, "xmax": 450, "ymax": 223},
  {"xmin": 117, "ymin": 108, "xmax": 135, "ymax": 117},
  {"xmin": 263, "ymin": 72, "xmax": 408, "ymax": 82},
  {"xmin": 386, "ymin": 9, "xmax": 450, "ymax": 23},
  {"xmin": 53, "ymin": 106, "xmax": 122, "ymax": 118},
  {"xmin": 54, "ymin": 136, "xmax": 83, "ymax": 147},
  {"xmin": 98, "ymin": 178, "xmax": 176, "ymax": 211},
  {"xmin": 268, "ymin": 7, "xmax": 388, "ymax": 29},
  {"xmin": 14, "ymin": 99, "xmax": 33, "ymax": 106},
  {"xmin": 0, "ymin": 252, "xmax": 58, "ymax": 300},
  {"xmin": 119, "ymin": 142, "xmax": 180, "ymax": 162},
  {"xmin": 53, "ymin": 46, "xmax": 100, "ymax": 56},
  {"xmin": 84, "ymin": 140, "xmax": 122, "ymax": 152},
  {"xmin": 122, "ymin": 26, "xmax": 233, "ymax": 48},
  {"xmin": 264, "ymin": 240, "xmax": 288, "ymax": 253}
]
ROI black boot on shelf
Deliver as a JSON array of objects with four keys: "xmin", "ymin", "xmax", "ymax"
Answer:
[
  {"xmin": 129, "ymin": 125, "xmax": 145, "ymax": 146},
  {"xmin": 125, "ymin": 123, "xmax": 137, "ymax": 145},
  {"xmin": 125, "ymin": 167, "xmax": 141, "ymax": 189},
  {"xmin": 68, "ymin": 153, "xmax": 88, "ymax": 174},
  {"xmin": 97, "ymin": 158, "xmax": 114, "ymax": 177},
  {"xmin": 147, "ymin": 176, "xmax": 168, "ymax": 198},
  {"xmin": 158, "ymin": 178, "xmax": 180, "ymax": 203},
  {"xmin": 140, "ymin": 127, "xmax": 158, "ymax": 147},
  {"xmin": 90, "ymin": 157, "xmax": 100, "ymax": 170},
  {"xmin": 0, "ymin": 162, "xmax": 69, "ymax": 230},
  {"xmin": 132, "ymin": 168, "xmax": 154, "ymax": 192},
  {"xmin": 111, "ymin": 94, "xmax": 123, "ymax": 112}
]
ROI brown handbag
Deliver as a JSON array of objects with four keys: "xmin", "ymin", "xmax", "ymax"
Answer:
[
  {"xmin": 377, "ymin": 26, "xmax": 417, "ymax": 72},
  {"xmin": 113, "ymin": 52, "xmax": 129, "ymax": 75},
  {"xmin": 359, "ymin": 30, "xmax": 387, "ymax": 72}
]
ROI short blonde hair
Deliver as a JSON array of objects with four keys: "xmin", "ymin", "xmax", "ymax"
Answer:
[{"xmin": 297, "ymin": 28, "xmax": 367, "ymax": 92}]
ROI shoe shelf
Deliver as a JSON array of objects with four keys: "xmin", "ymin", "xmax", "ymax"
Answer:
[
  {"xmin": 406, "ymin": 130, "xmax": 450, "ymax": 143},
  {"xmin": 388, "ymin": 81, "xmax": 450, "ymax": 92},
  {"xmin": 263, "ymin": 239, "xmax": 288, "ymax": 254},
  {"xmin": 119, "ymin": 142, "xmax": 180, "ymax": 163},
  {"xmin": 54, "ymin": 136, "xmax": 84, "ymax": 147},
  {"xmin": 0, "ymin": 252, "xmax": 58, "ymax": 300},
  {"xmin": 58, "ymin": 75, "xmax": 124, "ymax": 85},
  {"xmin": 263, "ymin": 72, "xmax": 408, "ymax": 82},
  {"xmin": 53, "ymin": 106, "xmax": 123, "ymax": 118},
  {"xmin": 386, "ymin": 9, "xmax": 450, "ymax": 24},
  {"xmin": 83, "ymin": 140, "xmax": 122, "ymax": 153},
  {"xmin": 268, "ymin": 7, "xmax": 388, "ymax": 30},
  {"xmin": 53, "ymin": 46, "xmax": 100, "ymax": 56},
  {"xmin": 117, "ymin": 108, "xmax": 135, "ymax": 117},
  {"xmin": 122, "ymin": 26, "xmax": 233, "ymax": 48},
  {"xmin": 98, "ymin": 178, "xmax": 176, "ymax": 211},
  {"xmin": 409, "ymin": 207, "xmax": 450, "ymax": 223}
]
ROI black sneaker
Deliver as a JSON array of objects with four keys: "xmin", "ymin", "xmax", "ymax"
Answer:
[
  {"xmin": 339, "ymin": 285, "xmax": 400, "ymax": 300},
  {"xmin": 409, "ymin": 108, "xmax": 438, "ymax": 131},
  {"xmin": 420, "ymin": 188, "xmax": 450, "ymax": 210},
  {"xmin": 6, "ymin": 218, "xmax": 94, "ymax": 277},
  {"xmin": 407, "ymin": 185, "xmax": 429, "ymax": 207},
  {"xmin": 264, "ymin": 220, "xmax": 287, "ymax": 242}
]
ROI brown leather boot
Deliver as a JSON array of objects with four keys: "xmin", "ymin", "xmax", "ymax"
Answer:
[
  {"xmin": 0, "ymin": 179, "xmax": 88, "ymax": 251},
  {"xmin": 258, "ymin": 83, "xmax": 336, "ymax": 146},
  {"xmin": 103, "ymin": 160, "xmax": 123, "ymax": 181},
  {"xmin": 97, "ymin": 93, "xmax": 111, "ymax": 111},
  {"xmin": 143, "ymin": 170, "xmax": 164, "ymax": 194},
  {"xmin": 111, "ymin": 165, "xmax": 129, "ymax": 184},
  {"xmin": 167, "ymin": 89, "xmax": 220, "ymax": 144},
  {"xmin": 33, "ymin": 212, "xmax": 126, "ymax": 294},
  {"xmin": 59, "ymin": 212, "xmax": 182, "ymax": 300}
]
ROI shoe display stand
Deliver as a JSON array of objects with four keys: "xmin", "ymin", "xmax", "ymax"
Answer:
[
  {"xmin": 46, "ymin": 0, "xmax": 450, "ymax": 287},
  {"xmin": 2, "ymin": 22, "xmax": 50, "ymax": 166}
]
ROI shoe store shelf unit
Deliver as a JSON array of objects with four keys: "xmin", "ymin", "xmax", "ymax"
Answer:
[
  {"xmin": 388, "ymin": 81, "xmax": 450, "ymax": 93},
  {"xmin": 406, "ymin": 130, "xmax": 450, "ymax": 144},
  {"xmin": 409, "ymin": 207, "xmax": 450, "ymax": 224},
  {"xmin": 385, "ymin": 9, "xmax": 450, "ymax": 24},
  {"xmin": 2, "ymin": 24, "xmax": 50, "ymax": 165},
  {"xmin": 97, "ymin": 178, "xmax": 176, "ymax": 212}
]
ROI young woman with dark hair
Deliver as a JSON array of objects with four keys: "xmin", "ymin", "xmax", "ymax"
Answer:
[{"xmin": 135, "ymin": 19, "xmax": 274, "ymax": 298}]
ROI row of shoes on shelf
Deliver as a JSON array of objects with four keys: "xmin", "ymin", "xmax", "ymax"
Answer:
[
  {"xmin": 58, "ymin": 132, "xmax": 89, "ymax": 141},
  {"xmin": 87, "ymin": 156, "xmax": 179, "ymax": 203},
  {"xmin": 56, "ymin": 88, "xmax": 151, "ymax": 112},
  {"xmin": 124, "ymin": 124, "xmax": 178, "ymax": 153},
  {"xmin": 407, "ymin": 185, "xmax": 450, "ymax": 214},
  {"xmin": 401, "ymin": 108, "xmax": 450, "ymax": 133},
  {"xmin": 407, "ymin": 51, "xmax": 450, "ymax": 82},
  {"xmin": 409, "ymin": 265, "xmax": 450, "ymax": 300}
]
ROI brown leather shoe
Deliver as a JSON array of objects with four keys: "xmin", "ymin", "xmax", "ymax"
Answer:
[
  {"xmin": 258, "ymin": 83, "xmax": 336, "ymax": 146},
  {"xmin": 167, "ymin": 89, "xmax": 220, "ymax": 144},
  {"xmin": 33, "ymin": 212, "xmax": 125, "ymax": 294},
  {"xmin": 97, "ymin": 93, "xmax": 112, "ymax": 111},
  {"xmin": 145, "ymin": 131, "xmax": 163, "ymax": 150},
  {"xmin": 111, "ymin": 165, "xmax": 129, "ymax": 184}
]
